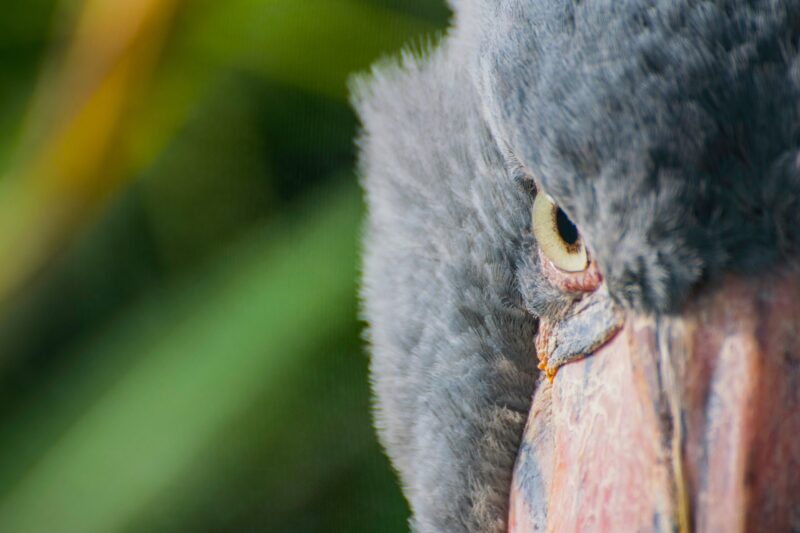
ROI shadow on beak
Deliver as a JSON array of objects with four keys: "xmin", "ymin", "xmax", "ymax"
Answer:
[{"xmin": 510, "ymin": 272, "xmax": 800, "ymax": 532}]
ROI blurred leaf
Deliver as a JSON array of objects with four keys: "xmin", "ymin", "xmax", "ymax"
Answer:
[
  {"xmin": 184, "ymin": 0, "xmax": 437, "ymax": 100},
  {"xmin": 0, "ymin": 1, "xmax": 450, "ymax": 531},
  {"xmin": 138, "ymin": 79, "xmax": 273, "ymax": 271},
  {"xmin": 127, "ymin": 313, "xmax": 407, "ymax": 532},
  {"xmin": 0, "ymin": 0, "xmax": 59, "ymax": 170},
  {"xmin": 0, "ymin": 0, "xmax": 61, "ymax": 46},
  {"xmin": 0, "ymin": 0, "xmax": 180, "ymax": 311},
  {"xmin": 0, "ymin": 180, "xmax": 365, "ymax": 532},
  {"xmin": 127, "ymin": 0, "xmax": 442, "ymax": 171}
]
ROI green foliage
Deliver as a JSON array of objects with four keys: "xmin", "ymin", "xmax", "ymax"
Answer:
[{"xmin": 0, "ymin": 1, "xmax": 449, "ymax": 531}]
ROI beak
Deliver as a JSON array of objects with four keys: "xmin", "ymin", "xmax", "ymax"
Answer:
[{"xmin": 509, "ymin": 272, "xmax": 800, "ymax": 532}]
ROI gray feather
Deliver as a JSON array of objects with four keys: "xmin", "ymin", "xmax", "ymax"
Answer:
[{"xmin": 353, "ymin": 39, "xmax": 538, "ymax": 532}]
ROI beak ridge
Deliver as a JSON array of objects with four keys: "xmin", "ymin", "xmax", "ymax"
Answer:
[{"xmin": 510, "ymin": 273, "xmax": 800, "ymax": 532}]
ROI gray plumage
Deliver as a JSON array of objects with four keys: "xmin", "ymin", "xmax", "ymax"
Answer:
[
  {"xmin": 353, "ymin": 1, "xmax": 800, "ymax": 531},
  {"xmin": 354, "ymin": 38, "xmax": 539, "ymax": 531}
]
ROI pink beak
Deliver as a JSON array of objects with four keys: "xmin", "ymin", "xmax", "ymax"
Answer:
[{"xmin": 509, "ymin": 271, "xmax": 800, "ymax": 532}]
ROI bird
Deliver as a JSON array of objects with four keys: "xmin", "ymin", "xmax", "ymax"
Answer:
[{"xmin": 353, "ymin": 1, "xmax": 800, "ymax": 531}]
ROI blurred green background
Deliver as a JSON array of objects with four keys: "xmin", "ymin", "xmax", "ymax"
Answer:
[{"xmin": 0, "ymin": 1, "xmax": 449, "ymax": 531}]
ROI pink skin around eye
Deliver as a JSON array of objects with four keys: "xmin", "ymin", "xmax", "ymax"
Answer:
[{"xmin": 537, "ymin": 247, "xmax": 602, "ymax": 294}]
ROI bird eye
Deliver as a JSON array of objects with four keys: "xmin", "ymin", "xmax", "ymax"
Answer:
[{"xmin": 532, "ymin": 192, "xmax": 588, "ymax": 272}]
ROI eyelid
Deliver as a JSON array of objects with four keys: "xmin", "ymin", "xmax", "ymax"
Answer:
[{"xmin": 538, "ymin": 247, "xmax": 603, "ymax": 293}]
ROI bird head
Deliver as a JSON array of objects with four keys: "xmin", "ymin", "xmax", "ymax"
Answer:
[{"xmin": 355, "ymin": 1, "xmax": 800, "ymax": 531}]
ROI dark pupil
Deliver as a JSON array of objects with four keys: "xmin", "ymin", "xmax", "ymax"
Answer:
[{"xmin": 555, "ymin": 207, "xmax": 579, "ymax": 246}]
